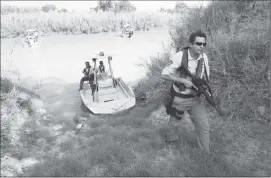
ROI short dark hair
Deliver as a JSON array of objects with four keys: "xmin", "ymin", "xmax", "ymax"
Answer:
[
  {"xmin": 85, "ymin": 62, "xmax": 90, "ymax": 64},
  {"xmin": 189, "ymin": 30, "xmax": 207, "ymax": 44}
]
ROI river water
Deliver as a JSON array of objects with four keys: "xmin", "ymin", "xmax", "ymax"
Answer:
[{"xmin": 1, "ymin": 28, "xmax": 171, "ymax": 115}]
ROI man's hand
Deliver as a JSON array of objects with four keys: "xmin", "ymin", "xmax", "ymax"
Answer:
[
  {"xmin": 162, "ymin": 74, "xmax": 196, "ymax": 89},
  {"xmin": 184, "ymin": 80, "xmax": 199, "ymax": 90},
  {"xmin": 183, "ymin": 80, "xmax": 194, "ymax": 88}
]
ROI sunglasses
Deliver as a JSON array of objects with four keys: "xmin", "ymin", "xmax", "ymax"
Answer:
[{"xmin": 195, "ymin": 42, "xmax": 207, "ymax": 47}]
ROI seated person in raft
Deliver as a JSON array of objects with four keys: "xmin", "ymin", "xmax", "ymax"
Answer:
[
  {"xmin": 79, "ymin": 61, "xmax": 94, "ymax": 91},
  {"xmin": 97, "ymin": 61, "xmax": 108, "ymax": 79}
]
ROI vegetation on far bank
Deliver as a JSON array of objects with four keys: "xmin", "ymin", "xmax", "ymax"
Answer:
[
  {"xmin": 1, "ymin": 1, "xmax": 270, "ymax": 177},
  {"xmin": 1, "ymin": 0, "xmax": 137, "ymax": 15},
  {"xmin": 1, "ymin": 11, "xmax": 173, "ymax": 38},
  {"xmin": 1, "ymin": 0, "xmax": 175, "ymax": 39}
]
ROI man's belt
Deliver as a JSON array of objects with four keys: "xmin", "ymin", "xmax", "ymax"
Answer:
[{"xmin": 170, "ymin": 85, "xmax": 197, "ymax": 99}]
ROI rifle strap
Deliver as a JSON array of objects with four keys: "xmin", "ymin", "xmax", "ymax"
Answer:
[
  {"xmin": 203, "ymin": 60, "xmax": 209, "ymax": 83},
  {"xmin": 180, "ymin": 49, "xmax": 209, "ymax": 82},
  {"xmin": 184, "ymin": 57, "xmax": 208, "ymax": 81}
]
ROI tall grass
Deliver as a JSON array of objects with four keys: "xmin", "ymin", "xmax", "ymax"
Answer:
[
  {"xmin": 0, "ymin": 67, "xmax": 45, "ymax": 172},
  {"xmin": 1, "ymin": 74, "xmax": 26, "ymax": 155},
  {"xmin": 1, "ymin": 11, "xmax": 174, "ymax": 38}
]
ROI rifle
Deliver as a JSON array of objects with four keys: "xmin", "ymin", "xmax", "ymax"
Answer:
[{"xmin": 181, "ymin": 56, "xmax": 227, "ymax": 117}]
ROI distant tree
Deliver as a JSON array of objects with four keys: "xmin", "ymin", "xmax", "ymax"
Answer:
[
  {"xmin": 89, "ymin": 7, "xmax": 95, "ymax": 12},
  {"xmin": 113, "ymin": 0, "xmax": 136, "ymax": 13},
  {"xmin": 94, "ymin": 7, "xmax": 99, "ymax": 13},
  {"xmin": 97, "ymin": 0, "xmax": 113, "ymax": 12},
  {"xmin": 58, "ymin": 8, "xmax": 67, "ymax": 13},
  {"xmin": 105, "ymin": 0, "xmax": 114, "ymax": 10},
  {"xmin": 89, "ymin": 7, "xmax": 99, "ymax": 13},
  {"xmin": 174, "ymin": 2, "xmax": 189, "ymax": 13},
  {"xmin": 41, "ymin": 4, "xmax": 57, "ymax": 12},
  {"xmin": 95, "ymin": 0, "xmax": 136, "ymax": 13}
]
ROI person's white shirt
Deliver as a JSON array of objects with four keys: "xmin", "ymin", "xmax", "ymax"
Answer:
[{"xmin": 162, "ymin": 49, "xmax": 210, "ymax": 94}]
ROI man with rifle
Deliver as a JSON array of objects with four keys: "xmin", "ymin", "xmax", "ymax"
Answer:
[{"xmin": 161, "ymin": 30, "xmax": 225, "ymax": 153}]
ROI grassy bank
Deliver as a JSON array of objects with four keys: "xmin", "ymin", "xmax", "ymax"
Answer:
[{"xmin": 1, "ymin": 11, "xmax": 173, "ymax": 38}]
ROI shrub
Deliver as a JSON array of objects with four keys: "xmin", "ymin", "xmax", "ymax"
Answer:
[{"xmin": 1, "ymin": 83, "xmax": 29, "ymax": 153}]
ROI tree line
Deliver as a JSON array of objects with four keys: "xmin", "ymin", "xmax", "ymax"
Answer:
[
  {"xmin": 1, "ymin": 0, "xmax": 136, "ymax": 14},
  {"xmin": 90, "ymin": 0, "xmax": 136, "ymax": 13},
  {"xmin": 159, "ymin": 2, "xmax": 190, "ymax": 14}
]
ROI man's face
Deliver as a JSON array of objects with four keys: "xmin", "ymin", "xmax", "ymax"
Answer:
[
  {"xmin": 86, "ymin": 63, "xmax": 90, "ymax": 68},
  {"xmin": 190, "ymin": 36, "xmax": 206, "ymax": 56}
]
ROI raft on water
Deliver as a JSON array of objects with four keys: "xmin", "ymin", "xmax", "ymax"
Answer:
[
  {"xmin": 80, "ymin": 53, "xmax": 136, "ymax": 114},
  {"xmin": 21, "ymin": 29, "xmax": 40, "ymax": 48}
]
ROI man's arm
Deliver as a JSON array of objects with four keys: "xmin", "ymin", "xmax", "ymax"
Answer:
[
  {"xmin": 161, "ymin": 52, "xmax": 193, "ymax": 86},
  {"xmin": 161, "ymin": 74, "xmax": 192, "ymax": 85},
  {"xmin": 82, "ymin": 69, "xmax": 86, "ymax": 76}
]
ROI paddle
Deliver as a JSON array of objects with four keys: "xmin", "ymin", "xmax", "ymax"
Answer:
[{"xmin": 107, "ymin": 56, "xmax": 117, "ymax": 87}]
